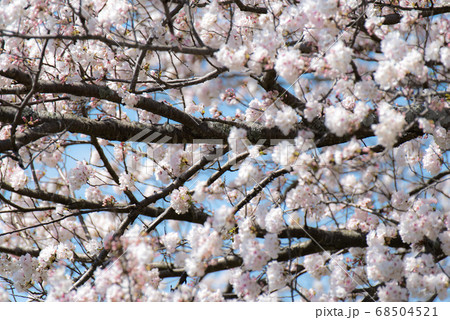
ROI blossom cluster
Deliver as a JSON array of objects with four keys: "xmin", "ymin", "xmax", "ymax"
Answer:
[{"xmin": 0, "ymin": 0, "xmax": 449, "ymax": 303}]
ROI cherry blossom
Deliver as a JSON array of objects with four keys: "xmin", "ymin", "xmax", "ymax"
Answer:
[{"xmin": 0, "ymin": 0, "xmax": 449, "ymax": 303}]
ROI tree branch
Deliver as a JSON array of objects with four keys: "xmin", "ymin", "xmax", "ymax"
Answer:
[{"xmin": 0, "ymin": 29, "xmax": 217, "ymax": 56}]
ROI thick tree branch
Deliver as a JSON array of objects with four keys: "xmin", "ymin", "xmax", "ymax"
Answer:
[
  {"xmin": 0, "ymin": 181, "xmax": 209, "ymax": 224},
  {"xmin": 220, "ymin": 0, "xmax": 268, "ymax": 14},
  {"xmin": 0, "ymin": 68, "xmax": 201, "ymax": 130},
  {"xmin": 377, "ymin": 5, "xmax": 450, "ymax": 25},
  {"xmin": 0, "ymin": 29, "xmax": 217, "ymax": 56},
  {"xmin": 0, "ymin": 106, "xmax": 194, "ymax": 152}
]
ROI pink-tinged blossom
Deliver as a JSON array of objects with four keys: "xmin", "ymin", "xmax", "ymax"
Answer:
[
  {"xmin": 192, "ymin": 180, "xmax": 207, "ymax": 202},
  {"xmin": 329, "ymin": 255, "xmax": 362, "ymax": 299},
  {"xmin": 234, "ymin": 161, "xmax": 262, "ymax": 186},
  {"xmin": 207, "ymin": 178, "xmax": 226, "ymax": 200},
  {"xmin": 347, "ymin": 207, "xmax": 379, "ymax": 233},
  {"xmin": 85, "ymin": 239, "xmax": 102, "ymax": 255},
  {"xmin": 170, "ymin": 186, "xmax": 191, "ymax": 214},
  {"xmin": 37, "ymin": 147, "xmax": 63, "ymax": 167},
  {"xmin": 97, "ymin": 0, "xmax": 131, "ymax": 29},
  {"xmin": 248, "ymin": 46, "xmax": 270, "ymax": 74},
  {"xmin": 184, "ymin": 259, "xmax": 206, "ymax": 278},
  {"xmin": 9, "ymin": 167, "xmax": 28, "ymax": 191},
  {"xmin": 324, "ymin": 105, "xmax": 353, "ymax": 137},
  {"xmin": 228, "ymin": 127, "xmax": 248, "ymax": 154},
  {"xmin": 303, "ymin": 253, "xmax": 330, "ymax": 279},
  {"xmin": 325, "ymin": 41, "xmax": 353, "ymax": 75},
  {"xmin": 113, "ymin": 143, "xmax": 127, "ymax": 162},
  {"xmin": 343, "ymin": 138, "xmax": 362, "ymax": 158},
  {"xmin": 1, "ymin": 0, "xmax": 449, "ymax": 303},
  {"xmin": 56, "ymin": 242, "xmax": 75, "ymax": 261},
  {"xmin": 234, "ymin": 218, "xmax": 269, "ymax": 270},
  {"xmin": 143, "ymin": 286, "xmax": 163, "ymax": 302},
  {"xmin": 118, "ymin": 172, "xmax": 136, "ymax": 191},
  {"xmin": 185, "ymin": 223, "xmax": 222, "ymax": 276},
  {"xmin": 239, "ymin": 237, "xmax": 270, "ymax": 271},
  {"xmin": 372, "ymin": 102, "xmax": 406, "ymax": 148},
  {"xmin": 433, "ymin": 125, "xmax": 450, "ymax": 150},
  {"xmin": 122, "ymin": 92, "xmax": 140, "ymax": 107},
  {"xmin": 39, "ymin": 245, "xmax": 57, "ymax": 265},
  {"xmin": 366, "ymin": 245, "xmax": 403, "ymax": 282},
  {"xmin": 274, "ymin": 48, "xmax": 304, "ymax": 83},
  {"xmin": 374, "ymin": 60, "xmax": 400, "ymax": 89},
  {"xmin": 399, "ymin": 50, "xmax": 427, "ymax": 81},
  {"xmin": 229, "ymin": 269, "xmax": 261, "ymax": 301},
  {"xmin": 185, "ymin": 102, "xmax": 204, "ymax": 115},
  {"xmin": 12, "ymin": 254, "xmax": 38, "ymax": 292},
  {"xmin": 166, "ymin": 284, "xmax": 196, "ymax": 302},
  {"xmin": 195, "ymin": 284, "xmax": 225, "ymax": 302},
  {"xmin": 425, "ymin": 39, "xmax": 444, "ymax": 61},
  {"xmin": 46, "ymin": 268, "xmax": 73, "ymax": 301},
  {"xmin": 0, "ymin": 125, "xmax": 11, "ymax": 139},
  {"xmin": 304, "ymin": 100, "xmax": 323, "ymax": 122},
  {"xmin": 165, "ymin": 145, "xmax": 189, "ymax": 177},
  {"xmin": 251, "ymin": 24, "xmax": 283, "ymax": 61},
  {"xmin": 266, "ymin": 261, "xmax": 286, "ymax": 292},
  {"xmin": 365, "ymin": 16, "xmax": 384, "ymax": 34},
  {"xmin": 0, "ymin": 285, "xmax": 9, "ymax": 302},
  {"xmin": 245, "ymin": 99, "xmax": 264, "ymax": 122},
  {"xmin": 397, "ymin": 140, "xmax": 422, "ymax": 166},
  {"xmin": 138, "ymin": 109, "xmax": 161, "ymax": 123},
  {"xmin": 381, "ymin": 31, "xmax": 408, "ymax": 61},
  {"xmin": 212, "ymin": 205, "xmax": 235, "ymax": 232},
  {"xmin": 145, "ymin": 268, "xmax": 161, "ymax": 290},
  {"xmin": 254, "ymin": 291, "xmax": 280, "ymax": 302},
  {"xmin": 391, "ymin": 191, "xmax": 411, "ymax": 211},
  {"xmin": 265, "ymin": 207, "xmax": 285, "ymax": 234},
  {"xmin": 275, "ymin": 105, "xmax": 298, "ymax": 135},
  {"xmin": 72, "ymin": 284, "xmax": 97, "ymax": 302},
  {"xmin": 272, "ymin": 140, "xmax": 296, "ymax": 167},
  {"xmin": 69, "ymin": 161, "xmax": 93, "ymax": 190},
  {"xmin": 249, "ymin": 145, "xmax": 263, "ymax": 160},
  {"xmin": 254, "ymin": 203, "xmax": 269, "ymax": 230},
  {"xmin": 302, "ymin": 0, "xmax": 338, "ymax": 18},
  {"xmin": 0, "ymin": 0, "xmax": 27, "ymax": 29},
  {"xmin": 286, "ymin": 181, "xmax": 320, "ymax": 210},
  {"xmin": 295, "ymin": 130, "xmax": 315, "ymax": 152},
  {"xmin": 220, "ymin": 88, "xmax": 237, "ymax": 105},
  {"xmin": 354, "ymin": 79, "xmax": 378, "ymax": 101},
  {"xmin": 279, "ymin": 5, "xmax": 306, "ymax": 33},
  {"xmin": 399, "ymin": 199, "xmax": 443, "ymax": 244},
  {"xmin": 366, "ymin": 224, "xmax": 397, "ymax": 247},
  {"xmin": 404, "ymin": 254, "xmax": 449, "ymax": 300},
  {"xmin": 161, "ymin": 232, "xmax": 179, "ymax": 254},
  {"xmin": 174, "ymin": 251, "xmax": 188, "ymax": 268},
  {"xmin": 200, "ymin": 11, "xmax": 218, "ymax": 29},
  {"xmin": 263, "ymin": 106, "xmax": 278, "ymax": 129},
  {"xmin": 264, "ymin": 233, "xmax": 280, "ymax": 259},
  {"xmin": 418, "ymin": 118, "xmax": 435, "ymax": 134},
  {"xmin": 424, "ymin": 274, "xmax": 449, "ymax": 300},
  {"xmin": 377, "ymin": 281, "xmax": 408, "ymax": 302},
  {"xmin": 440, "ymin": 46, "xmax": 450, "ymax": 69},
  {"xmin": 216, "ymin": 45, "xmax": 248, "ymax": 71},
  {"xmin": 422, "ymin": 142, "xmax": 442, "ymax": 175},
  {"xmin": 88, "ymin": 233, "xmax": 161, "ymax": 301},
  {"xmin": 85, "ymin": 186, "xmax": 105, "ymax": 203}
]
